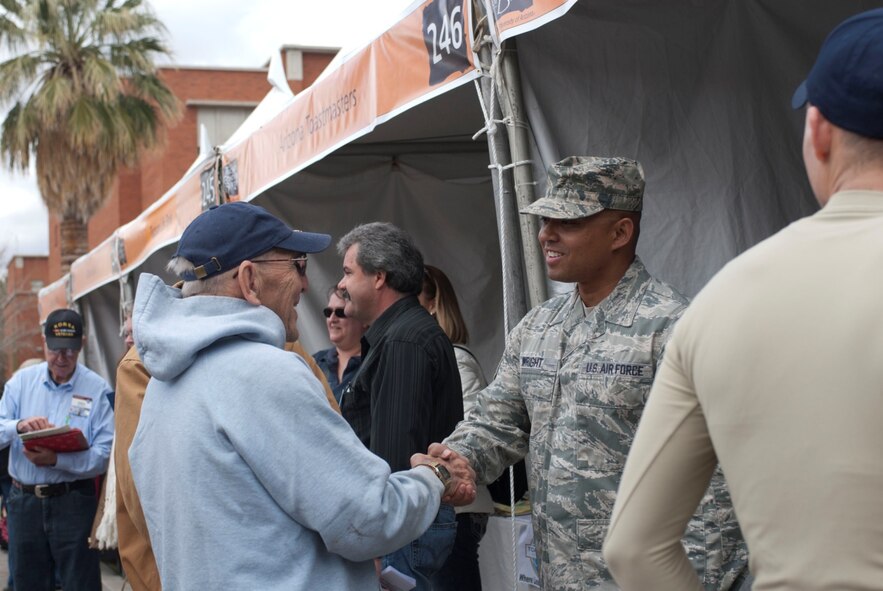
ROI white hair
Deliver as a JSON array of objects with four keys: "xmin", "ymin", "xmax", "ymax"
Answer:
[{"xmin": 166, "ymin": 256, "xmax": 235, "ymax": 297}]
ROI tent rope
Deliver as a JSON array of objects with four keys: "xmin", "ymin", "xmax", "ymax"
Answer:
[
  {"xmin": 473, "ymin": 117, "xmax": 531, "ymax": 141},
  {"xmin": 473, "ymin": 35, "xmax": 521, "ymax": 591},
  {"xmin": 489, "ymin": 158, "xmax": 533, "ymax": 171}
]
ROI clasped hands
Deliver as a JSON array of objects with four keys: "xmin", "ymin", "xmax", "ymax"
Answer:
[{"xmin": 410, "ymin": 443, "xmax": 477, "ymax": 506}]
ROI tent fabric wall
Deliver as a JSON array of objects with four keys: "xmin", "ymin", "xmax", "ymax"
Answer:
[
  {"xmin": 254, "ymin": 150, "xmax": 505, "ymax": 374},
  {"xmin": 80, "ymin": 281, "xmax": 126, "ymax": 385},
  {"xmin": 75, "ymin": 243, "xmax": 181, "ymax": 384},
  {"xmin": 72, "ymin": 147, "xmax": 505, "ymax": 384},
  {"xmin": 513, "ymin": 0, "xmax": 881, "ymax": 297}
]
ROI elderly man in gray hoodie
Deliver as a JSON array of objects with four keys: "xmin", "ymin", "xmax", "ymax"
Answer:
[{"xmin": 129, "ymin": 202, "xmax": 473, "ymax": 590}]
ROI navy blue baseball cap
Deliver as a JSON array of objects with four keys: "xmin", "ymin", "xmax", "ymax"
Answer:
[
  {"xmin": 175, "ymin": 202, "xmax": 331, "ymax": 280},
  {"xmin": 791, "ymin": 8, "xmax": 883, "ymax": 139}
]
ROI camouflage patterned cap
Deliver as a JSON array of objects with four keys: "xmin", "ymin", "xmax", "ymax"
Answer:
[{"xmin": 521, "ymin": 156, "xmax": 644, "ymax": 219}]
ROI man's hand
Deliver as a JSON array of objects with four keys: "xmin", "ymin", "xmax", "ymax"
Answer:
[
  {"xmin": 425, "ymin": 442, "xmax": 479, "ymax": 506},
  {"xmin": 23, "ymin": 446, "xmax": 57, "ymax": 467},
  {"xmin": 16, "ymin": 417, "xmax": 53, "ymax": 433},
  {"xmin": 427, "ymin": 443, "xmax": 477, "ymax": 506},
  {"xmin": 410, "ymin": 452, "xmax": 477, "ymax": 506}
]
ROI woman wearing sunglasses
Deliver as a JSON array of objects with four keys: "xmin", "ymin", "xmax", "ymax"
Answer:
[{"xmin": 312, "ymin": 287, "xmax": 368, "ymax": 404}]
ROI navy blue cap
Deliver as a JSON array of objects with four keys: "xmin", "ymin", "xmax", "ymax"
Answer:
[
  {"xmin": 44, "ymin": 309, "xmax": 83, "ymax": 350},
  {"xmin": 175, "ymin": 202, "xmax": 331, "ymax": 280},
  {"xmin": 791, "ymin": 8, "xmax": 883, "ymax": 139}
]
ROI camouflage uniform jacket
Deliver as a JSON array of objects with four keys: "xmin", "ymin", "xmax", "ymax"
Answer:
[{"xmin": 445, "ymin": 257, "xmax": 747, "ymax": 590}]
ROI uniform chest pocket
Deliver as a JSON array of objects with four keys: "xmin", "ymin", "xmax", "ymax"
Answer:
[
  {"xmin": 520, "ymin": 369, "xmax": 557, "ymax": 403},
  {"xmin": 576, "ymin": 360, "xmax": 654, "ymax": 409},
  {"xmin": 519, "ymin": 354, "xmax": 558, "ymax": 403}
]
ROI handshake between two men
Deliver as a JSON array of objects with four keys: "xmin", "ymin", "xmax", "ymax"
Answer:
[{"xmin": 409, "ymin": 443, "xmax": 477, "ymax": 506}]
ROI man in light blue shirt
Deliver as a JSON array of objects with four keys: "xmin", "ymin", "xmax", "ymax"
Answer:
[{"xmin": 0, "ymin": 308, "xmax": 113, "ymax": 591}]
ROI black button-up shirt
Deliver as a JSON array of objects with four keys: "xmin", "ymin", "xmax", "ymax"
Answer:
[{"xmin": 340, "ymin": 296, "xmax": 463, "ymax": 472}]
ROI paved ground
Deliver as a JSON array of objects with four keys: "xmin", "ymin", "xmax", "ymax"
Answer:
[{"xmin": 0, "ymin": 547, "xmax": 128, "ymax": 591}]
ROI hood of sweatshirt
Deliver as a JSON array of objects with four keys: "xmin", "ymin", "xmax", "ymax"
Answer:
[{"xmin": 133, "ymin": 273, "xmax": 286, "ymax": 381}]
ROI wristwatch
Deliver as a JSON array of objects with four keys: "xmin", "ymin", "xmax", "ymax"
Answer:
[{"xmin": 418, "ymin": 461, "xmax": 452, "ymax": 489}]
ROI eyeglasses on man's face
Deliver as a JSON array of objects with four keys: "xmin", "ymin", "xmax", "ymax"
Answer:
[
  {"xmin": 252, "ymin": 255, "xmax": 308, "ymax": 277},
  {"xmin": 323, "ymin": 307, "xmax": 346, "ymax": 319},
  {"xmin": 47, "ymin": 348, "xmax": 78, "ymax": 358}
]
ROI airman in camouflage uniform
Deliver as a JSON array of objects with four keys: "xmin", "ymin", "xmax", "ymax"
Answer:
[{"xmin": 442, "ymin": 157, "xmax": 748, "ymax": 589}]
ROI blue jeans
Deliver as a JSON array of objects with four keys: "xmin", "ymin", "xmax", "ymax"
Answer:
[
  {"xmin": 383, "ymin": 504, "xmax": 457, "ymax": 591},
  {"xmin": 431, "ymin": 512, "xmax": 488, "ymax": 591},
  {"xmin": 7, "ymin": 483, "xmax": 101, "ymax": 591}
]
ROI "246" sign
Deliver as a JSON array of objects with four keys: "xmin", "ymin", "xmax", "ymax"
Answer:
[{"xmin": 423, "ymin": 0, "xmax": 471, "ymax": 85}]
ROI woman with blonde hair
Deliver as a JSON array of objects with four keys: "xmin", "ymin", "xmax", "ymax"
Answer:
[
  {"xmin": 418, "ymin": 264, "xmax": 491, "ymax": 590},
  {"xmin": 419, "ymin": 265, "xmax": 486, "ymax": 403}
]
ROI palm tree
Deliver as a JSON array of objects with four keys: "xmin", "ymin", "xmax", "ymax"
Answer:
[{"xmin": 0, "ymin": 0, "xmax": 179, "ymax": 272}]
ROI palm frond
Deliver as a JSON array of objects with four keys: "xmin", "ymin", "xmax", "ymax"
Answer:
[
  {"xmin": 65, "ymin": 95, "xmax": 104, "ymax": 147},
  {"xmin": 126, "ymin": 72, "xmax": 178, "ymax": 119},
  {"xmin": 0, "ymin": 102, "xmax": 32, "ymax": 170},
  {"xmin": 116, "ymin": 93, "xmax": 157, "ymax": 148},
  {"xmin": 0, "ymin": 7, "xmax": 27, "ymax": 51},
  {"xmin": 0, "ymin": 0, "xmax": 25, "ymax": 15},
  {"xmin": 81, "ymin": 53, "xmax": 119, "ymax": 98},
  {"xmin": 94, "ymin": 0, "xmax": 164, "ymax": 40},
  {"xmin": 31, "ymin": 69, "xmax": 77, "ymax": 120},
  {"xmin": 108, "ymin": 37, "xmax": 159, "ymax": 73},
  {"xmin": 0, "ymin": 52, "xmax": 44, "ymax": 104}
]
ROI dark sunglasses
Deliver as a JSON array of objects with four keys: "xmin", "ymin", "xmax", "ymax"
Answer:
[
  {"xmin": 323, "ymin": 307, "xmax": 347, "ymax": 319},
  {"xmin": 252, "ymin": 256, "xmax": 308, "ymax": 277}
]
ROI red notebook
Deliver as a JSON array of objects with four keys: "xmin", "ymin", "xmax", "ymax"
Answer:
[{"xmin": 20, "ymin": 426, "xmax": 88, "ymax": 453}]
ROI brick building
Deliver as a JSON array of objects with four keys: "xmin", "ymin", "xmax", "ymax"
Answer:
[
  {"xmin": 1, "ymin": 256, "xmax": 49, "ymax": 380},
  {"xmin": 3, "ymin": 46, "xmax": 337, "ymax": 379}
]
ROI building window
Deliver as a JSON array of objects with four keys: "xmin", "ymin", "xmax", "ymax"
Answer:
[
  {"xmin": 285, "ymin": 49, "xmax": 304, "ymax": 81},
  {"xmin": 196, "ymin": 106, "xmax": 254, "ymax": 149}
]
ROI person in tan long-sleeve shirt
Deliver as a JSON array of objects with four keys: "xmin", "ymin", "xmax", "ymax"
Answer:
[
  {"xmin": 604, "ymin": 9, "xmax": 883, "ymax": 591},
  {"xmin": 115, "ymin": 347, "xmax": 156, "ymax": 591},
  {"xmin": 115, "ymin": 341, "xmax": 338, "ymax": 590}
]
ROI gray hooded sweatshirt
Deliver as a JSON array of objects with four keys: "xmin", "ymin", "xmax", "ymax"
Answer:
[{"xmin": 129, "ymin": 273, "xmax": 442, "ymax": 590}]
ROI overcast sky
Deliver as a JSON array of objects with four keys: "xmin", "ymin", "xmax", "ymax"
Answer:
[{"xmin": 0, "ymin": 0, "xmax": 414, "ymax": 270}]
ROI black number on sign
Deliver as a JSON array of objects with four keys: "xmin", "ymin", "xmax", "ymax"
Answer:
[
  {"xmin": 427, "ymin": 4, "xmax": 462, "ymax": 64},
  {"xmin": 200, "ymin": 167, "xmax": 217, "ymax": 210},
  {"xmin": 423, "ymin": 0, "xmax": 471, "ymax": 85}
]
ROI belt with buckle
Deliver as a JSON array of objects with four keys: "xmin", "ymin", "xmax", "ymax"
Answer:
[{"xmin": 12, "ymin": 479, "xmax": 93, "ymax": 499}]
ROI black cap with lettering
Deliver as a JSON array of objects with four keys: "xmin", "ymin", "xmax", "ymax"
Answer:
[{"xmin": 43, "ymin": 309, "xmax": 83, "ymax": 350}]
